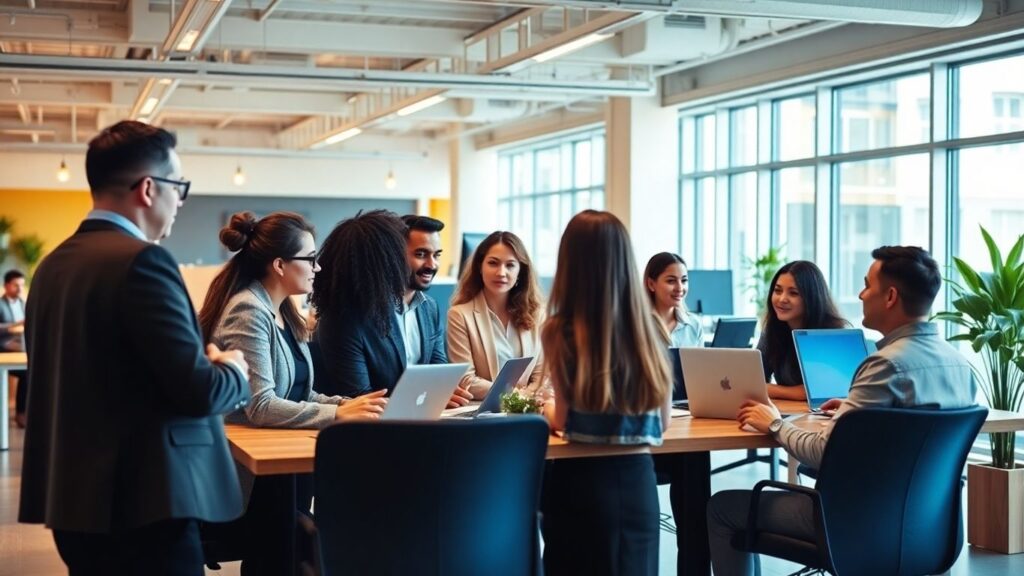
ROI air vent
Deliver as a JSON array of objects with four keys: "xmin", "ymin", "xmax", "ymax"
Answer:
[{"xmin": 664, "ymin": 14, "xmax": 706, "ymax": 29}]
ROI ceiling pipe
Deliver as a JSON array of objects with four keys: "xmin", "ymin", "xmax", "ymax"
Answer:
[
  {"xmin": 439, "ymin": 0, "xmax": 983, "ymax": 28},
  {"xmin": 0, "ymin": 141, "xmax": 430, "ymax": 161}
]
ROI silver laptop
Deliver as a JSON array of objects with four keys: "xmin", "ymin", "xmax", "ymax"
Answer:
[
  {"xmin": 680, "ymin": 348, "xmax": 770, "ymax": 419},
  {"xmin": 443, "ymin": 356, "xmax": 535, "ymax": 418},
  {"xmin": 381, "ymin": 363, "xmax": 469, "ymax": 421}
]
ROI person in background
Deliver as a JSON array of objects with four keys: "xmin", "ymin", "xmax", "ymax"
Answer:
[
  {"xmin": 447, "ymin": 231, "xmax": 545, "ymax": 402},
  {"xmin": 1, "ymin": 269, "xmax": 29, "ymax": 428},
  {"xmin": 757, "ymin": 260, "xmax": 848, "ymax": 400},
  {"xmin": 709, "ymin": 246, "xmax": 977, "ymax": 576},
  {"xmin": 645, "ymin": 252, "xmax": 704, "ymax": 348},
  {"xmin": 540, "ymin": 210, "xmax": 672, "ymax": 576},
  {"xmin": 19, "ymin": 120, "xmax": 249, "ymax": 576},
  {"xmin": 198, "ymin": 211, "xmax": 386, "ymax": 576}
]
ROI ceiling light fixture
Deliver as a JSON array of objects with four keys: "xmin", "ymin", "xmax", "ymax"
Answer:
[
  {"xmin": 532, "ymin": 33, "xmax": 612, "ymax": 63},
  {"xmin": 233, "ymin": 165, "xmax": 246, "ymax": 187},
  {"xmin": 317, "ymin": 127, "xmax": 363, "ymax": 147},
  {"xmin": 139, "ymin": 97, "xmax": 160, "ymax": 116},
  {"xmin": 396, "ymin": 95, "xmax": 446, "ymax": 117},
  {"xmin": 385, "ymin": 168, "xmax": 397, "ymax": 190},
  {"xmin": 56, "ymin": 158, "xmax": 70, "ymax": 183},
  {"xmin": 176, "ymin": 30, "xmax": 201, "ymax": 52}
]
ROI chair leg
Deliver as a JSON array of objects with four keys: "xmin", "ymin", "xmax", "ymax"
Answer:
[{"xmin": 786, "ymin": 567, "xmax": 828, "ymax": 576}]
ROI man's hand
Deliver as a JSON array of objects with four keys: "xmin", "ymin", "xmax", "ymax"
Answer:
[
  {"xmin": 206, "ymin": 343, "xmax": 250, "ymax": 378},
  {"xmin": 817, "ymin": 398, "xmax": 843, "ymax": 415},
  {"xmin": 446, "ymin": 384, "xmax": 473, "ymax": 409},
  {"xmin": 336, "ymin": 390, "xmax": 388, "ymax": 420},
  {"xmin": 737, "ymin": 400, "xmax": 782, "ymax": 433}
]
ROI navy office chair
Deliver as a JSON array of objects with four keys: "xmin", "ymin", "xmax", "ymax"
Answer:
[
  {"xmin": 313, "ymin": 417, "xmax": 549, "ymax": 576},
  {"xmin": 735, "ymin": 406, "xmax": 987, "ymax": 575}
]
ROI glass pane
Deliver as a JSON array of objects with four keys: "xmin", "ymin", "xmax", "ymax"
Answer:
[
  {"xmin": 515, "ymin": 199, "xmax": 534, "ymax": 244},
  {"xmin": 512, "ymin": 154, "xmax": 533, "ymax": 196},
  {"xmin": 837, "ymin": 154, "xmax": 930, "ymax": 324},
  {"xmin": 956, "ymin": 53, "xmax": 1024, "ymax": 138},
  {"xmin": 498, "ymin": 200, "xmax": 510, "ymax": 230},
  {"xmin": 592, "ymin": 134, "xmax": 606, "ymax": 186},
  {"xmin": 590, "ymin": 189, "xmax": 605, "ymax": 211},
  {"xmin": 681, "ymin": 117, "xmax": 696, "ymax": 174},
  {"xmin": 774, "ymin": 95, "xmax": 816, "ymax": 161},
  {"xmin": 535, "ymin": 147, "xmax": 560, "ymax": 192},
  {"xmin": 957, "ymin": 143, "xmax": 1024, "ymax": 269},
  {"xmin": 697, "ymin": 177, "xmax": 716, "ymax": 265},
  {"xmin": 835, "ymin": 74, "xmax": 930, "ymax": 153},
  {"xmin": 696, "ymin": 114, "xmax": 716, "ymax": 172},
  {"xmin": 535, "ymin": 194, "xmax": 561, "ymax": 276},
  {"xmin": 575, "ymin": 140, "xmax": 592, "ymax": 189},
  {"xmin": 731, "ymin": 172, "xmax": 759, "ymax": 316},
  {"xmin": 774, "ymin": 167, "xmax": 815, "ymax": 263},
  {"xmin": 730, "ymin": 106, "xmax": 758, "ymax": 167}
]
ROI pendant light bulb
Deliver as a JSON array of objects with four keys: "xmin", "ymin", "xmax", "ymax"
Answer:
[
  {"xmin": 385, "ymin": 168, "xmax": 397, "ymax": 190},
  {"xmin": 56, "ymin": 158, "xmax": 70, "ymax": 183},
  {"xmin": 233, "ymin": 165, "xmax": 246, "ymax": 187}
]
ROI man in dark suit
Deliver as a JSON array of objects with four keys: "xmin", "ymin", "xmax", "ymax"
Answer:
[
  {"xmin": 0, "ymin": 269, "xmax": 28, "ymax": 427},
  {"xmin": 312, "ymin": 211, "xmax": 452, "ymax": 399},
  {"xmin": 18, "ymin": 120, "xmax": 251, "ymax": 576}
]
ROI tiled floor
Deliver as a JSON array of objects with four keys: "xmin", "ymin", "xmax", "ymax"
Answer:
[{"xmin": 2, "ymin": 422, "xmax": 1021, "ymax": 575}]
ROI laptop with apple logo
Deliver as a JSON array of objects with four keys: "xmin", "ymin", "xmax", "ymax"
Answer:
[
  {"xmin": 381, "ymin": 363, "xmax": 470, "ymax": 421},
  {"xmin": 678, "ymin": 348, "xmax": 769, "ymax": 419}
]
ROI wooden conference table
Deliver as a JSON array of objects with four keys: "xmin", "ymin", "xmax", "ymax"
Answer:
[
  {"xmin": 0, "ymin": 351, "xmax": 28, "ymax": 451},
  {"xmin": 226, "ymin": 400, "xmax": 1024, "ymax": 476}
]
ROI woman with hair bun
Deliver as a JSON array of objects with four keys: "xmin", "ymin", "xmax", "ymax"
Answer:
[{"xmin": 199, "ymin": 211, "xmax": 387, "ymax": 428}]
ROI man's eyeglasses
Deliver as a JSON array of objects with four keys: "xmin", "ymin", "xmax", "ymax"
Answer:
[
  {"xmin": 130, "ymin": 175, "xmax": 191, "ymax": 201},
  {"xmin": 286, "ymin": 254, "xmax": 319, "ymax": 266}
]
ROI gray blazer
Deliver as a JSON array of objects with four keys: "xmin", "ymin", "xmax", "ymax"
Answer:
[{"xmin": 212, "ymin": 282, "xmax": 343, "ymax": 430}]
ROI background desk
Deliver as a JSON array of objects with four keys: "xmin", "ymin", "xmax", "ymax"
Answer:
[
  {"xmin": 0, "ymin": 351, "xmax": 28, "ymax": 451},
  {"xmin": 225, "ymin": 401, "xmax": 1024, "ymax": 476}
]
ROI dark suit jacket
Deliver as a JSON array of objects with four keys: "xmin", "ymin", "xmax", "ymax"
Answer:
[
  {"xmin": 0, "ymin": 295, "xmax": 25, "ymax": 351},
  {"xmin": 315, "ymin": 293, "xmax": 448, "ymax": 397},
  {"xmin": 18, "ymin": 219, "xmax": 250, "ymax": 533}
]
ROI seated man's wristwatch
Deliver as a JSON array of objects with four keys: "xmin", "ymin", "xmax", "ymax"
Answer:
[{"xmin": 768, "ymin": 418, "xmax": 785, "ymax": 434}]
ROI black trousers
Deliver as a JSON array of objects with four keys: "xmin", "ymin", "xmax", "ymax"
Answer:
[
  {"xmin": 654, "ymin": 451, "xmax": 713, "ymax": 576},
  {"xmin": 13, "ymin": 369, "xmax": 27, "ymax": 414},
  {"xmin": 53, "ymin": 519, "xmax": 203, "ymax": 576},
  {"xmin": 541, "ymin": 454, "xmax": 660, "ymax": 576}
]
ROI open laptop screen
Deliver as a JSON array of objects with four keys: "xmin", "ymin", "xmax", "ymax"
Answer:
[{"xmin": 792, "ymin": 329, "xmax": 870, "ymax": 410}]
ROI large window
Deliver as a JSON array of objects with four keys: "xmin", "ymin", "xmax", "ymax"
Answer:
[
  {"xmin": 497, "ymin": 129, "xmax": 605, "ymax": 275},
  {"xmin": 679, "ymin": 49, "xmax": 1024, "ymax": 330}
]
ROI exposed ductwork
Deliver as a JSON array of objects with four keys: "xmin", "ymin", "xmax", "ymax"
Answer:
[{"xmin": 451, "ymin": 1, "xmax": 983, "ymax": 28}]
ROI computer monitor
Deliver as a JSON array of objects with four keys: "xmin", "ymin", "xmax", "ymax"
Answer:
[
  {"xmin": 459, "ymin": 232, "xmax": 489, "ymax": 278},
  {"xmin": 710, "ymin": 317, "xmax": 757, "ymax": 348},
  {"xmin": 686, "ymin": 269, "xmax": 734, "ymax": 315}
]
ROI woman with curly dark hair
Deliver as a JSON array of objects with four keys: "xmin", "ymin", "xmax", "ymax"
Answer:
[
  {"xmin": 447, "ymin": 230, "xmax": 546, "ymax": 398},
  {"xmin": 311, "ymin": 210, "xmax": 416, "ymax": 398}
]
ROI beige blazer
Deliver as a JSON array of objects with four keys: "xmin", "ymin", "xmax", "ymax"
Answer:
[{"xmin": 447, "ymin": 292, "xmax": 545, "ymax": 399}]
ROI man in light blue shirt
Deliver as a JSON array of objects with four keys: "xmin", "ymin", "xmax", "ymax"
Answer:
[{"xmin": 707, "ymin": 246, "xmax": 978, "ymax": 576}]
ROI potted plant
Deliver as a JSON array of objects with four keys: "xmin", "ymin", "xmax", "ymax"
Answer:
[
  {"xmin": 0, "ymin": 216, "xmax": 14, "ymax": 257},
  {"xmin": 743, "ymin": 245, "xmax": 785, "ymax": 318},
  {"xmin": 12, "ymin": 234, "xmax": 46, "ymax": 279},
  {"xmin": 934, "ymin": 225, "xmax": 1024, "ymax": 554}
]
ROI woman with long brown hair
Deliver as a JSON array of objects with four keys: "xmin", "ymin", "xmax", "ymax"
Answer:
[
  {"xmin": 540, "ymin": 210, "xmax": 671, "ymax": 576},
  {"xmin": 447, "ymin": 230, "xmax": 545, "ymax": 398}
]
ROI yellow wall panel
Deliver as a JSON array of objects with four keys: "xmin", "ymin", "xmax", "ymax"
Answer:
[{"xmin": 0, "ymin": 189, "xmax": 92, "ymax": 265}]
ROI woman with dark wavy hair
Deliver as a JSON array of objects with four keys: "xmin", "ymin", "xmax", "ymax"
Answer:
[
  {"xmin": 311, "ymin": 209, "xmax": 413, "ymax": 398},
  {"xmin": 448, "ymin": 230, "xmax": 545, "ymax": 399},
  {"xmin": 758, "ymin": 260, "xmax": 848, "ymax": 400}
]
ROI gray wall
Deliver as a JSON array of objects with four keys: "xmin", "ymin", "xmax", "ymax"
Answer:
[{"xmin": 162, "ymin": 195, "xmax": 417, "ymax": 264}]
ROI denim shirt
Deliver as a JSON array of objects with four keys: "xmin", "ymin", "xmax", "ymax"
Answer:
[{"xmin": 775, "ymin": 321, "xmax": 978, "ymax": 468}]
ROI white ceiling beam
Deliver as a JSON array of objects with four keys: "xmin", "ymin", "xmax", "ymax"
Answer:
[
  {"xmin": 258, "ymin": 0, "xmax": 284, "ymax": 23},
  {"xmin": 0, "ymin": 8, "xmax": 128, "ymax": 44},
  {"xmin": 128, "ymin": 3, "xmax": 466, "ymax": 58},
  {"xmin": 0, "ymin": 81, "xmax": 112, "ymax": 106}
]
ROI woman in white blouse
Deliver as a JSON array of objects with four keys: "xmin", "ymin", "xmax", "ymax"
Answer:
[
  {"xmin": 644, "ymin": 252, "xmax": 704, "ymax": 348},
  {"xmin": 447, "ymin": 231, "xmax": 545, "ymax": 399}
]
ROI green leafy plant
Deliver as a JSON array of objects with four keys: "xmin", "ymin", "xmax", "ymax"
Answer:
[
  {"xmin": 0, "ymin": 216, "xmax": 14, "ymax": 236},
  {"xmin": 0, "ymin": 216, "xmax": 14, "ymax": 257},
  {"xmin": 12, "ymin": 234, "xmax": 45, "ymax": 276},
  {"xmin": 934, "ymin": 226, "xmax": 1024, "ymax": 469},
  {"xmin": 743, "ymin": 246, "xmax": 786, "ymax": 317},
  {"xmin": 500, "ymin": 390, "xmax": 543, "ymax": 414}
]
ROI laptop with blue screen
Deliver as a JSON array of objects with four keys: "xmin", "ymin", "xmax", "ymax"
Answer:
[{"xmin": 792, "ymin": 329, "xmax": 871, "ymax": 410}]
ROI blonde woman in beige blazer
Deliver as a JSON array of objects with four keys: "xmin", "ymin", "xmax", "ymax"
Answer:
[{"xmin": 447, "ymin": 231, "xmax": 546, "ymax": 399}]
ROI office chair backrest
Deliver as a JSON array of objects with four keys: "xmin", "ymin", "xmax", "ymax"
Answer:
[
  {"xmin": 815, "ymin": 406, "xmax": 987, "ymax": 575},
  {"xmin": 314, "ymin": 417, "xmax": 550, "ymax": 576}
]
